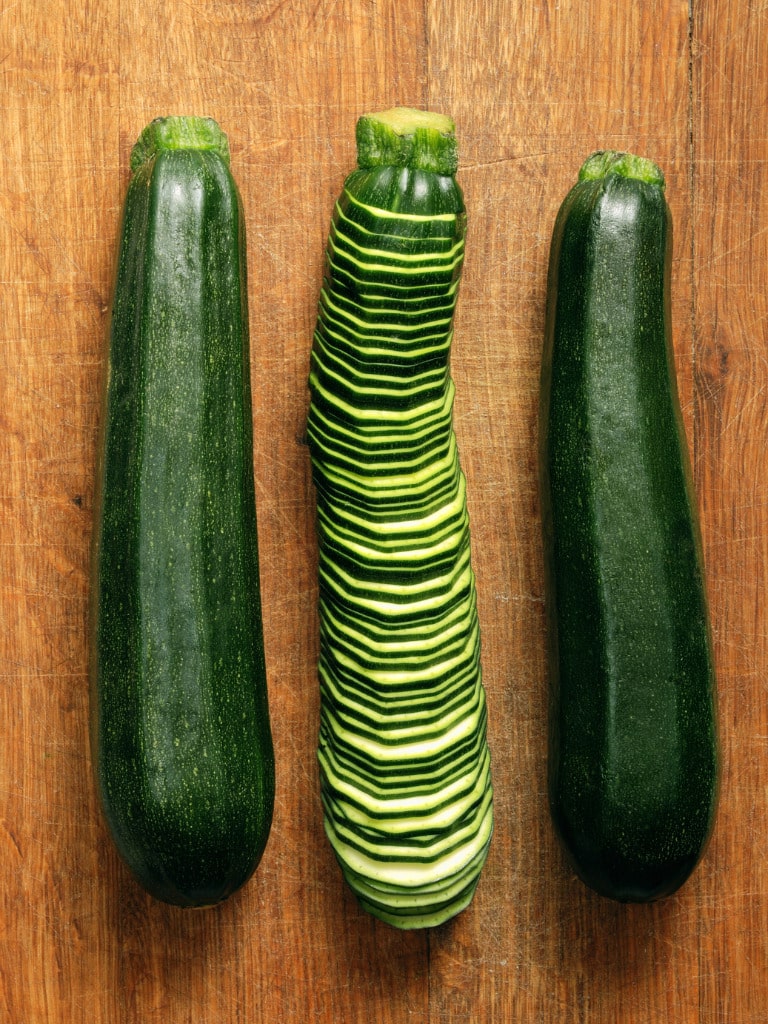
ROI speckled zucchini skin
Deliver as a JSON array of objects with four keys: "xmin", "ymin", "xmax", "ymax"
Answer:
[
  {"xmin": 90, "ymin": 118, "xmax": 274, "ymax": 907},
  {"xmin": 539, "ymin": 152, "xmax": 718, "ymax": 902}
]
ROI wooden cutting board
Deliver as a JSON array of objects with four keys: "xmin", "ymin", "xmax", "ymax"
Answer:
[{"xmin": 1, "ymin": 0, "xmax": 766, "ymax": 1020}]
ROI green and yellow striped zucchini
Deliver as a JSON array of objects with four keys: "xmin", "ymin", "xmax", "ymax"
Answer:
[{"xmin": 307, "ymin": 108, "xmax": 493, "ymax": 929}]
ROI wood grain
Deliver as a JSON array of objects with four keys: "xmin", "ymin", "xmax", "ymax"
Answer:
[{"xmin": 0, "ymin": 0, "xmax": 765, "ymax": 1020}]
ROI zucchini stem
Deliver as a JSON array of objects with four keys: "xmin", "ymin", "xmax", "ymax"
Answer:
[
  {"xmin": 356, "ymin": 107, "xmax": 458, "ymax": 176},
  {"xmin": 578, "ymin": 150, "xmax": 665, "ymax": 188},
  {"xmin": 130, "ymin": 116, "xmax": 230, "ymax": 173}
]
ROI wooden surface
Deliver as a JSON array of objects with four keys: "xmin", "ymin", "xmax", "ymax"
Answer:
[{"xmin": 1, "ymin": 0, "xmax": 766, "ymax": 1020}]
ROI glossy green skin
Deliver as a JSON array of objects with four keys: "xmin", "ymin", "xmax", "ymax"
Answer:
[
  {"xmin": 539, "ymin": 169, "xmax": 718, "ymax": 902},
  {"xmin": 91, "ymin": 146, "xmax": 274, "ymax": 907}
]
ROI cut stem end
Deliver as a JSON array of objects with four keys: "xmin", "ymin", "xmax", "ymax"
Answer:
[
  {"xmin": 578, "ymin": 150, "xmax": 665, "ymax": 188},
  {"xmin": 356, "ymin": 107, "xmax": 458, "ymax": 176},
  {"xmin": 130, "ymin": 116, "xmax": 230, "ymax": 173}
]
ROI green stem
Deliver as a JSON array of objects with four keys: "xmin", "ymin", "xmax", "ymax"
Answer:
[
  {"xmin": 130, "ymin": 116, "xmax": 230, "ymax": 173},
  {"xmin": 356, "ymin": 107, "xmax": 458, "ymax": 176},
  {"xmin": 578, "ymin": 150, "xmax": 665, "ymax": 188}
]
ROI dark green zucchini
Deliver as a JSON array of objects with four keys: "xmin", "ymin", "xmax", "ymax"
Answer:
[
  {"xmin": 539, "ymin": 151, "xmax": 718, "ymax": 902},
  {"xmin": 307, "ymin": 108, "xmax": 493, "ymax": 929},
  {"xmin": 90, "ymin": 117, "xmax": 274, "ymax": 907}
]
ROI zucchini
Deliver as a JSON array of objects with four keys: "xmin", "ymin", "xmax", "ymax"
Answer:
[
  {"xmin": 307, "ymin": 108, "xmax": 493, "ymax": 929},
  {"xmin": 90, "ymin": 117, "xmax": 275, "ymax": 907},
  {"xmin": 539, "ymin": 151, "xmax": 719, "ymax": 902}
]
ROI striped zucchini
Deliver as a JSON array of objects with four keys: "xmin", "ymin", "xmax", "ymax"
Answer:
[{"xmin": 307, "ymin": 108, "xmax": 493, "ymax": 929}]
